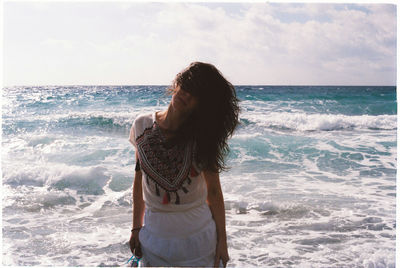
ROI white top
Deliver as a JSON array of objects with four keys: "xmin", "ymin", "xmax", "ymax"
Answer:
[{"xmin": 129, "ymin": 111, "xmax": 207, "ymax": 212}]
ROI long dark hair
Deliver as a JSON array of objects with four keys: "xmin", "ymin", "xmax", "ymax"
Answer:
[{"xmin": 167, "ymin": 62, "xmax": 240, "ymax": 173}]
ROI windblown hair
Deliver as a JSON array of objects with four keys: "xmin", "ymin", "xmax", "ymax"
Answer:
[{"xmin": 167, "ymin": 62, "xmax": 240, "ymax": 173}]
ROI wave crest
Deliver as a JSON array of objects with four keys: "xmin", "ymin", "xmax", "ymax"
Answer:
[{"xmin": 243, "ymin": 112, "xmax": 396, "ymax": 131}]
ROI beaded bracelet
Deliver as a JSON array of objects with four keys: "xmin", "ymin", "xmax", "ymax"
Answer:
[{"xmin": 131, "ymin": 227, "xmax": 142, "ymax": 232}]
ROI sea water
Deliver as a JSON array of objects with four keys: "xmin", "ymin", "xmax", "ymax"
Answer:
[{"xmin": 2, "ymin": 85, "xmax": 396, "ymax": 267}]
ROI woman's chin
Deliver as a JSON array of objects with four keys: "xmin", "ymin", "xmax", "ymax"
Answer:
[{"xmin": 172, "ymin": 100, "xmax": 186, "ymax": 112}]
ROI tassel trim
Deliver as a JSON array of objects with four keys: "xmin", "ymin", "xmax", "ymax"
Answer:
[
  {"xmin": 190, "ymin": 165, "xmax": 199, "ymax": 177},
  {"xmin": 162, "ymin": 192, "xmax": 170, "ymax": 204},
  {"xmin": 141, "ymin": 171, "xmax": 196, "ymax": 205},
  {"xmin": 160, "ymin": 191, "xmax": 181, "ymax": 205},
  {"xmin": 155, "ymin": 184, "xmax": 160, "ymax": 196}
]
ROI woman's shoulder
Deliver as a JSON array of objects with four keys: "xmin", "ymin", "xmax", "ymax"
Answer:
[
  {"xmin": 134, "ymin": 112, "xmax": 154, "ymax": 126},
  {"xmin": 133, "ymin": 111, "xmax": 156, "ymax": 134},
  {"xmin": 129, "ymin": 112, "xmax": 154, "ymax": 146}
]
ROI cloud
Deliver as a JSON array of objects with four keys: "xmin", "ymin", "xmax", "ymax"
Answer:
[
  {"xmin": 3, "ymin": 2, "xmax": 396, "ymax": 85},
  {"xmin": 124, "ymin": 2, "xmax": 395, "ymax": 85},
  {"xmin": 40, "ymin": 38, "xmax": 76, "ymax": 50}
]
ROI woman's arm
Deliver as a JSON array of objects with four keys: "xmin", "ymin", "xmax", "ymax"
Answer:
[
  {"xmin": 203, "ymin": 169, "xmax": 229, "ymax": 268},
  {"xmin": 129, "ymin": 151, "xmax": 145, "ymax": 257},
  {"xmin": 132, "ymin": 152, "xmax": 145, "ymax": 228}
]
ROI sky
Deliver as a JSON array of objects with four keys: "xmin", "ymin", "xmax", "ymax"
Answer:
[{"xmin": 2, "ymin": 1, "xmax": 397, "ymax": 86}]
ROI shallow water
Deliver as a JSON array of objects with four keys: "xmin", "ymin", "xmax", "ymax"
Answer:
[{"xmin": 2, "ymin": 85, "xmax": 396, "ymax": 267}]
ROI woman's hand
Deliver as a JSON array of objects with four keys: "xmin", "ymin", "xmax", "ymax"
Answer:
[
  {"xmin": 129, "ymin": 230, "xmax": 142, "ymax": 258},
  {"xmin": 214, "ymin": 239, "xmax": 229, "ymax": 267}
]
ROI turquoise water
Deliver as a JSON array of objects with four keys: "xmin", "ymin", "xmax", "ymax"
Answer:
[{"xmin": 2, "ymin": 85, "xmax": 397, "ymax": 267}]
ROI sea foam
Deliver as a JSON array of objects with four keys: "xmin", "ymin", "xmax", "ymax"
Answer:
[{"xmin": 243, "ymin": 112, "xmax": 396, "ymax": 131}]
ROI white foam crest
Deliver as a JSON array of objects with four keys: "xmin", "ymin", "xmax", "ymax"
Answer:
[
  {"xmin": 27, "ymin": 134, "xmax": 58, "ymax": 147},
  {"xmin": 231, "ymin": 132, "xmax": 262, "ymax": 140},
  {"xmin": 4, "ymin": 108, "xmax": 160, "ymax": 126},
  {"xmin": 244, "ymin": 112, "xmax": 397, "ymax": 131},
  {"xmin": 3, "ymin": 159, "xmax": 113, "ymax": 193}
]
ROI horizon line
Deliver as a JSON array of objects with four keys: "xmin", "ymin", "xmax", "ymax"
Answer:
[{"xmin": 2, "ymin": 84, "xmax": 397, "ymax": 87}]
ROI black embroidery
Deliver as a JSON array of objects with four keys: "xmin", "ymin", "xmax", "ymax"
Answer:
[{"xmin": 136, "ymin": 119, "xmax": 197, "ymax": 204}]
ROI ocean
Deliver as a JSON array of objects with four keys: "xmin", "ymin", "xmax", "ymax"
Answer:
[{"xmin": 2, "ymin": 85, "xmax": 397, "ymax": 267}]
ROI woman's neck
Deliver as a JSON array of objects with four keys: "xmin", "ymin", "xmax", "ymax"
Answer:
[{"xmin": 157, "ymin": 105, "xmax": 188, "ymax": 134}]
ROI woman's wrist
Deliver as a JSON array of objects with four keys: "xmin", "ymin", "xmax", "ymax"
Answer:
[
  {"xmin": 217, "ymin": 233, "xmax": 227, "ymax": 242},
  {"xmin": 131, "ymin": 226, "xmax": 142, "ymax": 232}
]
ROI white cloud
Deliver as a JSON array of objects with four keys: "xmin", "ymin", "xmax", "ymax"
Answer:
[
  {"xmin": 3, "ymin": 2, "xmax": 396, "ymax": 86},
  {"xmin": 40, "ymin": 38, "xmax": 76, "ymax": 50}
]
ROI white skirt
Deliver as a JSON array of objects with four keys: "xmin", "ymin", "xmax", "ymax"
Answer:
[{"xmin": 138, "ymin": 203, "xmax": 221, "ymax": 267}]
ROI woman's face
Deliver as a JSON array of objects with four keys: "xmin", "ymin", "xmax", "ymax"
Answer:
[{"xmin": 171, "ymin": 85, "xmax": 198, "ymax": 114}]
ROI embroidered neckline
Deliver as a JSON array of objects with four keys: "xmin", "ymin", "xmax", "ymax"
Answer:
[{"xmin": 135, "ymin": 112, "xmax": 199, "ymax": 204}]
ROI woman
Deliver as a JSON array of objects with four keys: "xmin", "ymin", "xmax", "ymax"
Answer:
[{"xmin": 128, "ymin": 62, "xmax": 240, "ymax": 267}]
